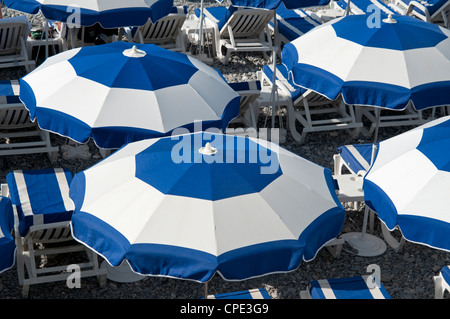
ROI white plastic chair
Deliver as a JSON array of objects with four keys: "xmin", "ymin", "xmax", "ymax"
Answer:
[
  {"xmin": 300, "ymin": 275, "xmax": 391, "ymax": 299},
  {"xmin": 205, "ymin": 288, "xmax": 271, "ymax": 299},
  {"xmin": 125, "ymin": 6, "xmax": 188, "ymax": 52},
  {"xmin": 434, "ymin": 266, "xmax": 450, "ymax": 299},
  {"xmin": 333, "ymin": 143, "xmax": 406, "ymax": 253},
  {"xmin": 0, "ymin": 80, "xmax": 59, "ymax": 163},
  {"xmin": 355, "ymin": 103, "xmax": 428, "ymax": 138},
  {"xmin": 227, "ymin": 80, "xmax": 261, "ymax": 130},
  {"xmin": 392, "ymin": 0, "xmax": 450, "ymax": 28},
  {"xmin": 4, "ymin": 169, "xmax": 107, "ymax": 298},
  {"xmin": 196, "ymin": 6, "xmax": 275, "ymax": 63},
  {"xmin": 257, "ymin": 64, "xmax": 362, "ymax": 144},
  {"xmin": 0, "ymin": 16, "xmax": 35, "ymax": 72}
]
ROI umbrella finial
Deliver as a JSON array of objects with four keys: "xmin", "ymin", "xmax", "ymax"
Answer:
[
  {"xmin": 123, "ymin": 45, "xmax": 146, "ymax": 58},
  {"xmin": 383, "ymin": 13, "xmax": 397, "ymax": 24},
  {"xmin": 199, "ymin": 142, "xmax": 218, "ymax": 155}
]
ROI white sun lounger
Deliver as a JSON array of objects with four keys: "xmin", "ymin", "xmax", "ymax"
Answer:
[
  {"xmin": 195, "ymin": 6, "xmax": 275, "ymax": 63},
  {"xmin": 0, "ymin": 80, "xmax": 59, "ymax": 163},
  {"xmin": 5, "ymin": 168, "xmax": 107, "ymax": 297}
]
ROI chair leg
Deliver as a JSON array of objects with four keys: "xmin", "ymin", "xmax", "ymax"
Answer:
[
  {"xmin": 434, "ymin": 275, "xmax": 444, "ymax": 299},
  {"xmin": 380, "ymin": 223, "xmax": 405, "ymax": 252},
  {"xmin": 22, "ymin": 284, "xmax": 30, "ymax": 298}
]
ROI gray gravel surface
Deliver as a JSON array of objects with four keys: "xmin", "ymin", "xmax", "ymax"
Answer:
[{"xmin": 0, "ymin": 1, "xmax": 449, "ymax": 301}]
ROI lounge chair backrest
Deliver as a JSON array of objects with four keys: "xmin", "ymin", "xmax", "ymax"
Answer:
[
  {"xmin": 0, "ymin": 16, "xmax": 30, "ymax": 56},
  {"xmin": 221, "ymin": 8, "xmax": 274, "ymax": 38},
  {"xmin": 270, "ymin": 3, "xmax": 322, "ymax": 43},
  {"xmin": 228, "ymin": 80, "xmax": 261, "ymax": 106},
  {"xmin": 133, "ymin": 6, "xmax": 187, "ymax": 45},
  {"xmin": 4, "ymin": 168, "xmax": 107, "ymax": 297},
  {"xmin": 334, "ymin": 0, "xmax": 396, "ymax": 14},
  {"xmin": 0, "ymin": 80, "xmax": 32, "ymax": 130},
  {"xmin": 6, "ymin": 168, "xmax": 75, "ymax": 237}
]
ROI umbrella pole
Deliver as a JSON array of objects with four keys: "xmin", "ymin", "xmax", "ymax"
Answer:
[
  {"xmin": 340, "ymin": 107, "xmax": 386, "ymax": 256},
  {"xmin": 204, "ymin": 282, "xmax": 208, "ymax": 299},
  {"xmin": 360, "ymin": 107, "xmax": 381, "ymax": 239},
  {"xmin": 270, "ymin": 10, "xmax": 278, "ymax": 129},
  {"xmin": 345, "ymin": 0, "xmax": 352, "ymax": 16},
  {"xmin": 198, "ymin": 0, "xmax": 205, "ymax": 55},
  {"xmin": 44, "ymin": 20, "xmax": 49, "ymax": 59}
]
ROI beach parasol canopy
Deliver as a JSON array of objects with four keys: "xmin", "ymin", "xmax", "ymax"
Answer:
[
  {"xmin": 364, "ymin": 116, "xmax": 450, "ymax": 252},
  {"xmin": 223, "ymin": 0, "xmax": 331, "ymax": 9},
  {"xmin": 19, "ymin": 42, "xmax": 241, "ymax": 149},
  {"xmin": 282, "ymin": 13, "xmax": 450, "ymax": 111},
  {"xmin": 2, "ymin": 0, "xmax": 174, "ymax": 28},
  {"xmin": 69, "ymin": 132, "xmax": 345, "ymax": 282},
  {"xmin": 281, "ymin": 13, "xmax": 450, "ymax": 256}
]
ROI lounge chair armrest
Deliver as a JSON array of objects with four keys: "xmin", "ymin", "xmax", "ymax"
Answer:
[{"xmin": 405, "ymin": 1, "xmax": 432, "ymax": 21}]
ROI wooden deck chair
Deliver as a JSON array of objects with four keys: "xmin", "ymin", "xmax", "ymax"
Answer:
[
  {"xmin": 257, "ymin": 64, "xmax": 362, "ymax": 144},
  {"xmin": 0, "ymin": 195, "xmax": 15, "ymax": 274},
  {"xmin": 4, "ymin": 169, "xmax": 107, "ymax": 298},
  {"xmin": 300, "ymin": 275, "xmax": 391, "ymax": 299},
  {"xmin": 434, "ymin": 266, "xmax": 450, "ymax": 299},
  {"xmin": 333, "ymin": 143, "xmax": 406, "ymax": 252},
  {"xmin": 125, "ymin": 6, "xmax": 188, "ymax": 52},
  {"xmin": 196, "ymin": 6, "xmax": 275, "ymax": 63},
  {"xmin": 391, "ymin": 0, "xmax": 450, "ymax": 28},
  {"xmin": 0, "ymin": 80, "xmax": 59, "ymax": 163},
  {"xmin": 268, "ymin": 3, "xmax": 323, "ymax": 46},
  {"xmin": 0, "ymin": 16, "xmax": 35, "ymax": 72}
]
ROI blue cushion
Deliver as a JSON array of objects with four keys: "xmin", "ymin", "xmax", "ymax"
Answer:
[
  {"xmin": 204, "ymin": 288, "xmax": 271, "ymax": 299},
  {"xmin": 309, "ymin": 276, "xmax": 391, "ymax": 299},
  {"xmin": 397, "ymin": 0, "xmax": 449, "ymax": 16},
  {"xmin": 337, "ymin": 143, "xmax": 374, "ymax": 174},
  {"xmin": 6, "ymin": 168, "xmax": 74, "ymax": 236},
  {"xmin": 263, "ymin": 64, "xmax": 306, "ymax": 100},
  {"xmin": 335, "ymin": 0, "xmax": 396, "ymax": 13},
  {"xmin": 228, "ymin": 80, "xmax": 261, "ymax": 92},
  {"xmin": 269, "ymin": 3, "xmax": 321, "ymax": 42},
  {"xmin": 441, "ymin": 266, "xmax": 450, "ymax": 285},
  {"xmin": 195, "ymin": 6, "xmax": 239, "ymax": 30},
  {"xmin": 0, "ymin": 196, "xmax": 15, "ymax": 273}
]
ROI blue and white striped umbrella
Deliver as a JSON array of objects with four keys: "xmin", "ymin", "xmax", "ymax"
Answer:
[
  {"xmin": 364, "ymin": 116, "xmax": 450, "ymax": 252},
  {"xmin": 222, "ymin": 0, "xmax": 330, "ymax": 9},
  {"xmin": 2, "ymin": 0, "xmax": 174, "ymax": 28},
  {"xmin": 20, "ymin": 42, "xmax": 240, "ymax": 149},
  {"xmin": 69, "ymin": 132, "xmax": 345, "ymax": 282},
  {"xmin": 282, "ymin": 13, "xmax": 450, "ymax": 110}
]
